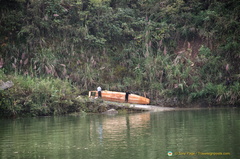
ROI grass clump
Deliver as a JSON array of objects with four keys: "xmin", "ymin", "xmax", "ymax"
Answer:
[{"xmin": 0, "ymin": 71, "xmax": 89, "ymax": 117}]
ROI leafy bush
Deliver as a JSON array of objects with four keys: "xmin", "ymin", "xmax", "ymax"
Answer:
[
  {"xmin": 0, "ymin": 72, "xmax": 86, "ymax": 117},
  {"xmin": 1, "ymin": 0, "xmax": 240, "ymax": 108}
]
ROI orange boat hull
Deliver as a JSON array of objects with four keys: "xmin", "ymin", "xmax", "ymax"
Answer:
[{"xmin": 89, "ymin": 91, "xmax": 150, "ymax": 105}]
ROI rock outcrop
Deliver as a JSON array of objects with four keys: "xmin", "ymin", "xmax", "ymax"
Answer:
[{"xmin": 0, "ymin": 80, "xmax": 14, "ymax": 90}]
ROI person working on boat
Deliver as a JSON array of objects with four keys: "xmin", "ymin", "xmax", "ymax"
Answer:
[
  {"xmin": 97, "ymin": 86, "xmax": 102, "ymax": 98},
  {"xmin": 125, "ymin": 91, "xmax": 131, "ymax": 102}
]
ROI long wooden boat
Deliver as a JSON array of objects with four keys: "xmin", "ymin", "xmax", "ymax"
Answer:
[{"xmin": 89, "ymin": 90, "xmax": 150, "ymax": 105}]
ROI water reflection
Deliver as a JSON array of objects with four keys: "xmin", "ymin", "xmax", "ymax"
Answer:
[
  {"xmin": 100, "ymin": 113, "xmax": 150, "ymax": 137},
  {"xmin": 0, "ymin": 108, "xmax": 240, "ymax": 159},
  {"xmin": 89, "ymin": 113, "xmax": 151, "ymax": 151}
]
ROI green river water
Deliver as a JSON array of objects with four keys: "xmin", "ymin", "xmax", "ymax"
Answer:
[{"xmin": 0, "ymin": 108, "xmax": 240, "ymax": 159}]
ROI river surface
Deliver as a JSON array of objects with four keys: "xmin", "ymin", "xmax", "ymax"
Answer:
[{"xmin": 0, "ymin": 108, "xmax": 240, "ymax": 159}]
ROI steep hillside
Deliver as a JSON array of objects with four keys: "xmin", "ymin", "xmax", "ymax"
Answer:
[{"xmin": 0, "ymin": 0, "xmax": 239, "ymax": 107}]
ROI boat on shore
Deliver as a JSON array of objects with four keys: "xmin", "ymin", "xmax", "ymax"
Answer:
[{"xmin": 88, "ymin": 90, "xmax": 150, "ymax": 105}]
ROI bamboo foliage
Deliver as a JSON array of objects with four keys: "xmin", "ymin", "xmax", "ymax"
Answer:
[{"xmin": 0, "ymin": 0, "xmax": 240, "ymax": 106}]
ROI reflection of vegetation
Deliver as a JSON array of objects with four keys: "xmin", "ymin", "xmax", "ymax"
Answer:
[
  {"xmin": 0, "ymin": 0, "xmax": 240, "ymax": 116},
  {"xmin": 1, "ymin": 110, "xmax": 239, "ymax": 158}
]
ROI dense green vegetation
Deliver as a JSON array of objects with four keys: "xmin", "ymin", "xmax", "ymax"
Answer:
[
  {"xmin": 0, "ymin": 70, "xmax": 110, "ymax": 117},
  {"xmin": 0, "ymin": 0, "xmax": 240, "ymax": 116}
]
